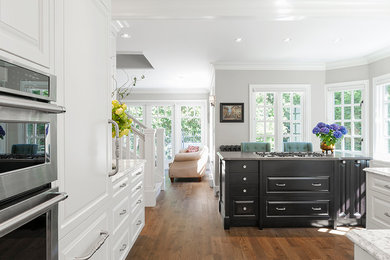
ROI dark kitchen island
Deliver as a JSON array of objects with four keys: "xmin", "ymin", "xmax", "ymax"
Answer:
[{"xmin": 217, "ymin": 151, "xmax": 371, "ymax": 230}]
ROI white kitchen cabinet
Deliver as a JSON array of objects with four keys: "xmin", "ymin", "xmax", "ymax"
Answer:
[
  {"xmin": 56, "ymin": 0, "xmax": 111, "ymax": 239},
  {"xmin": 366, "ymin": 169, "xmax": 390, "ymax": 229},
  {"xmin": 0, "ymin": 0, "xmax": 53, "ymax": 69},
  {"xmin": 59, "ymin": 206, "xmax": 110, "ymax": 260}
]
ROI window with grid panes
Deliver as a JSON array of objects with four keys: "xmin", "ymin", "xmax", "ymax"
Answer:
[
  {"xmin": 152, "ymin": 106, "xmax": 173, "ymax": 160},
  {"xmin": 330, "ymin": 89, "xmax": 363, "ymax": 153},
  {"xmin": 180, "ymin": 105, "xmax": 202, "ymax": 148},
  {"xmin": 126, "ymin": 105, "xmax": 144, "ymax": 153},
  {"xmin": 254, "ymin": 91, "xmax": 305, "ymax": 151},
  {"xmin": 26, "ymin": 123, "xmax": 46, "ymax": 152},
  {"xmin": 375, "ymin": 83, "xmax": 390, "ymax": 157}
]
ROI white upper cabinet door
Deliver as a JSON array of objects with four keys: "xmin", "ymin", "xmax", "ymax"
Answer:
[
  {"xmin": 58, "ymin": 0, "xmax": 111, "ymax": 237},
  {"xmin": 0, "ymin": 0, "xmax": 52, "ymax": 68}
]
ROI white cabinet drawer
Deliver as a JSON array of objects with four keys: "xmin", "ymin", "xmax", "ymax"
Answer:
[
  {"xmin": 367, "ymin": 190, "xmax": 390, "ymax": 229},
  {"xmin": 131, "ymin": 180, "xmax": 143, "ymax": 199},
  {"xmin": 368, "ymin": 173, "xmax": 390, "ymax": 197},
  {"xmin": 113, "ymin": 176, "xmax": 130, "ymax": 199},
  {"xmin": 113, "ymin": 196, "xmax": 130, "ymax": 234},
  {"xmin": 112, "ymin": 226, "xmax": 130, "ymax": 260},
  {"xmin": 130, "ymin": 167, "xmax": 143, "ymax": 187},
  {"xmin": 60, "ymin": 209, "xmax": 110, "ymax": 260},
  {"xmin": 131, "ymin": 209, "xmax": 145, "ymax": 245},
  {"xmin": 130, "ymin": 194, "xmax": 144, "ymax": 216}
]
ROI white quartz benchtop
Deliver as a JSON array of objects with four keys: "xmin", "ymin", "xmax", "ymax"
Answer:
[
  {"xmin": 364, "ymin": 167, "xmax": 390, "ymax": 178},
  {"xmin": 347, "ymin": 229, "xmax": 390, "ymax": 260},
  {"xmin": 111, "ymin": 159, "xmax": 146, "ymax": 182}
]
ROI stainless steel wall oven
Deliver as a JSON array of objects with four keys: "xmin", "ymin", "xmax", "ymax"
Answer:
[{"xmin": 0, "ymin": 57, "xmax": 66, "ymax": 260}]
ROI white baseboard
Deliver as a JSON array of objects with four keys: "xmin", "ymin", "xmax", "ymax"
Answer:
[
  {"xmin": 213, "ymin": 185, "xmax": 220, "ymax": 197},
  {"xmin": 144, "ymin": 182, "xmax": 162, "ymax": 207}
]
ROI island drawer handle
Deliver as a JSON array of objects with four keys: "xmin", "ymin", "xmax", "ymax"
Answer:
[
  {"xmin": 136, "ymin": 220, "xmax": 142, "ymax": 226},
  {"xmin": 136, "ymin": 186, "xmax": 142, "ymax": 190},
  {"xmin": 119, "ymin": 183, "xmax": 127, "ymax": 188},
  {"xmin": 312, "ymin": 183, "xmax": 322, "ymax": 187},
  {"xmin": 120, "ymin": 244, "xmax": 127, "ymax": 252},
  {"xmin": 136, "ymin": 199, "xmax": 142, "ymax": 204},
  {"xmin": 119, "ymin": 209, "xmax": 127, "ymax": 216},
  {"xmin": 275, "ymin": 183, "xmax": 286, "ymax": 187},
  {"xmin": 312, "ymin": 207, "xmax": 322, "ymax": 211},
  {"xmin": 242, "ymin": 165, "xmax": 247, "ymax": 169},
  {"xmin": 74, "ymin": 231, "xmax": 109, "ymax": 260},
  {"xmin": 243, "ymin": 207, "xmax": 247, "ymax": 211},
  {"xmin": 384, "ymin": 185, "xmax": 390, "ymax": 190},
  {"xmin": 385, "ymin": 212, "xmax": 390, "ymax": 218},
  {"xmin": 276, "ymin": 207, "xmax": 286, "ymax": 211},
  {"xmin": 135, "ymin": 171, "xmax": 142, "ymax": 176},
  {"xmin": 243, "ymin": 189, "xmax": 247, "ymax": 193},
  {"xmin": 242, "ymin": 177, "xmax": 247, "ymax": 181}
]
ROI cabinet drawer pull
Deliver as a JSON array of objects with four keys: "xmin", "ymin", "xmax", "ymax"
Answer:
[
  {"xmin": 312, "ymin": 207, "xmax": 322, "ymax": 211},
  {"xmin": 136, "ymin": 185, "xmax": 142, "ymax": 190},
  {"xmin": 119, "ymin": 244, "xmax": 127, "ymax": 252},
  {"xmin": 136, "ymin": 199, "xmax": 142, "ymax": 204},
  {"xmin": 242, "ymin": 177, "xmax": 247, "ymax": 181},
  {"xmin": 119, "ymin": 183, "xmax": 127, "ymax": 188},
  {"xmin": 275, "ymin": 183, "xmax": 286, "ymax": 187},
  {"xmin": 135, "ymin": 171, "xmax": 142, "ymax": 176},
  {"xmin": 385, "ymin": 212, "xmax": 390, "ymax": 218},
  {"xmin": 242, "ymin": 165, "xmax": 247, "ymax": 169},
  {"xmin": 136, "ymin": 220, "xmax": 142, "ymax": 226},
  {"xmin": 243, "ymin": 189, "xmax": 247, "ymax": 193},
  {"xmin": 312, "ymin": 183, "xmax": 322, "ymax": 187},
  {"xmin": 276, "ymin": 207, "xmax": 286, "ymax": 211},
  {"xmin": 384, "ymin": 185, "xmax": 390, "ymax": 190},
  {"xmin": 119, "ymin": 209, "xmax": 127, "ymax": 216},
  {"xmin": 74, "ymin": 231, "xmax": 109, "ymax": 260},
  {"xmin": 243, "ymin": 207, "xmax": 247, "ymax": 211}
]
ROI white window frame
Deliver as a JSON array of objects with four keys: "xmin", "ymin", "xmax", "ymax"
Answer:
[
  {"xmin": 325, "ymin": 80, "xmax": 369, "ymax": 155},
  {"xmin": 373, "ymin": 73, "xmax": 390, "ymax": 161},
  {"xmin": 249, "ymin": 84, "xmax": 311, "ymax": 152}
]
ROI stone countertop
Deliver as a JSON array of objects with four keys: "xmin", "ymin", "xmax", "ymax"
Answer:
[
  {"xmin": 111, "ymin": 159, "xmax": 146, "ymax": 182},
  {"xmin": 347, "ymin": 229, "xmax": 390, "ymax": 260},
  {"xmin": 364, "ymin": 167, "xmax": 390, "ymax": 178},
  {"xmin": 217, "ymin": 151, "xmax": 372, "ymax": 161}
]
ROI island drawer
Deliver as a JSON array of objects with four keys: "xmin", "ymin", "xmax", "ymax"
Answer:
[
  {"xmin": 267, "ymin": 200, "xmax": 329, "ymax": 217},
  {"xmin": 262, "ymin": 160, "xmax": 333, "ymax": 177},
  {"xmin": 229, "ymin": 161, "xmax": 258, "ymax": 173},
  {"xmin": 267, "ymin": 177, "xmax": 330, "ymax": 192},
  {"xmin": 231, "ymin": 185, "xmax": 257, "ymax": 197},
  {"xmin": 232, "ymin": 199, "xmax": 257, "ymax": 217},
  {"xmin": 230, "ymin": 172, "xmax": 258, "ymax": 185}
]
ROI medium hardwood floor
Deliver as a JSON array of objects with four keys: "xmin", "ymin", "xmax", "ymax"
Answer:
[{"xmin": 127, "ymin": 176, "xmax": 354, "ymax": 260}]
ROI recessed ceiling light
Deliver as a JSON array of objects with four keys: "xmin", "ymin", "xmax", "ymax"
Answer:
[
  {"xmin": 284, "ymin": 38, "xmax": 292, "ymax": 43},
  {"xmin": 334, "ymin": 38, "xmax": 342, "ymax": 43},
  {"xmin": 235, "ymin": 38, "xmax": 243, "ymax": 43},
  {"xmin": 120, "ymin": 33, "xmax": 131, "ymax": 39}
]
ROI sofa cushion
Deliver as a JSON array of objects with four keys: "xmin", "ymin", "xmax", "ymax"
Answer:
[{"xmin": 187, "ymin": 145, "xmax": 199, "ymax": 153}]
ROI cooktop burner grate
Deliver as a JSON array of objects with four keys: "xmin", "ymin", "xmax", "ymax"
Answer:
[{"xmin": 255, "ymin": 152, "xmax": 326, "ymax": 158}]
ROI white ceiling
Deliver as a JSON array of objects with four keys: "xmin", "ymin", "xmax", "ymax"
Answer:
[{"xmin": 113, "ymin": 0, "xmax": 390, "ymax": 92}]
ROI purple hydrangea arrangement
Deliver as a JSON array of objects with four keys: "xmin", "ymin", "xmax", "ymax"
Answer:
[
  {"xmin": 312, "ymin": 122, "xmax": 347, "ymax": 146},
  {"xmin": 0, "ymin": 125, "xmax": 5, "ymax": 140}
]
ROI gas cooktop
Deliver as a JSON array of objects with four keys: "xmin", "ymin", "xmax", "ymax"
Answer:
[{"xmin": 255, "ymin": 152, "xmax": 326, "ymax": 158}]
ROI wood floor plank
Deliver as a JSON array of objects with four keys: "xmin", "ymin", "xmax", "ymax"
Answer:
[{"xmin": 126, "ymin": 177, "xmax": 354, "ymax": 260}]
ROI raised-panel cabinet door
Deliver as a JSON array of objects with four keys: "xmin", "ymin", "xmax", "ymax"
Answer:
[
  {"xmin": 58, "ymin": 0, "xmax": 111, "ymax": 237},
  {"xmin": 0, "ymin": 0, "xmax": 52, "ymax": 68}
]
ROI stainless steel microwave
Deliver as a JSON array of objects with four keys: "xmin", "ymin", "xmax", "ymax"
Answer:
[{"xmin": 0, "ymin": 58, "xmax": 56, "ymax": 102}]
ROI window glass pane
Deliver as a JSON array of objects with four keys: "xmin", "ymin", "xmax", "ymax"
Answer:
[
  {"xmin": 27, "ymin": 124, "xmax": 33, "ymax": 136},
  {"xmin": 386, "ymin": 85, "xmax": 390, "ymax": 101},
  {"xmin": 256, "ymin": 136, "xmax": 264, "ymax": 142},
  {"xmin": 256, "ymin": 122, "xmax": 264, "ymax": 135},
  {"xmin": 335, "ymin": 141, "xmax": 342, "ymax": 150},
  {"xmin": 266, "ymin": 137, "xmax": 275, "ymax": 150},
  {"xmin": 266, "ymin": 107, "xmax": 274, "ymax": 120},
  {"xmin": 293, "ymin": 93, "xmax": 301, "ymax": 105},
  {"xmin": 354, "ymin": 90, "xmax": 362, "ymax": 104},
  {"xmin": 334, "ymin": 92, "xmax": 342, "ymax": 105},
  {"xmin": 283, "ymin": 107, "xmax": 290, "ymax": 120},
  {"xmin": 282, "ymin": 93, "xmax": 291, "ymax": 106},
  {"xmin": 344, "ymin": 91, "xmax": 352, "ymax": 104},
  {"xmin": 256, "ymin": 107, "xmax": 264, "ymax": 121},
  {"xmin": 344, "ymin": 107, "xmax": 352, "ymax": 120},
  {"xmin": 282, "ymin": 122, "xmax": 290, "ymax": 134},
  {"xmin": 293, "ymin": 123, "xmax": 301, "ymax": 134},
  {"xmin": 283, "ymin": 137, "xmax": 290, "ymax": 142},
  {"xmin": 388, "ymin": 139, "xmax": 390, "ymax": 153},
  {"xmin": 388, "ymin": 104, "xmax": 390, "ymax": 118},
  {"xmin": 354, "ymin": 106, "xmax": 362, "ymax": 120},
  {"xmin": 266, "ymin": 93, "xmax": 274, "ymax": 106},
  {"xmin": 256, "ymin": 93, "xmax": 264, "ymax": 106},
  {"xmin": 344, "ymin": 137, "xmax": 351, "ymax": 151},
  {"xmin": 354, "ymin": 122, "xmax": 362, "ymax": 135},
  {"xmin": 334, "ymin": 107, "xmax": 342, "ymax": 120},
  {"xmin": 344, "ymin": 122, "xmax": 351, "ymax": 134},
  {"xmin": 354, "ymin": 138, "xmax": 362, "ymax": 151},
  {"xmin": 266, "ymin": 122, "xmax": 274, "ymax": 135},
  {"xmin": 153, "ymin": 106, "xmax": 173, "ymax": 160},
  {"xmin": 388, "ymin": 121, "xmax": 390, "ymax": 136},
  {"xmin": 292, "ymin": 107, "xmax": 301, "ymax": 120}
]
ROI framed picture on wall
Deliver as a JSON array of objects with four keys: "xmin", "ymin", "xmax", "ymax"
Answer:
[{"xmin": 220, "ymin": 103, "xmax": 244, "ymax": 123}]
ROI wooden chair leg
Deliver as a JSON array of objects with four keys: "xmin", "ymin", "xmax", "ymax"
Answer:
[
  {"xmin": 170, "ymin": 177, "xmax": 174, "ymax": 182},
  {"xmin": 198, "ymin": 177, "xmax": 202, "ymax": 182}
]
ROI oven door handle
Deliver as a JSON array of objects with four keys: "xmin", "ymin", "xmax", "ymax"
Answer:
[
  {"xmin": 0, "ymin": 95, "xmax": 66, "ymax": 114},
  {"xmin": 0, "ymin": 192, "xmax": 68, "ymax": 237}
]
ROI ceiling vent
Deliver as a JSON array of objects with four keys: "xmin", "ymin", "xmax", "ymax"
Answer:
[{"xmin": 116, "ymin": 53, "xmax": 154, "ymax": 69}]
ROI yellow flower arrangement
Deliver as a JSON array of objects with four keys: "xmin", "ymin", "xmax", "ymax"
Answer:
[{"xmin": 111, "ymin": 100, "xmax": 132, "ymax": 138}]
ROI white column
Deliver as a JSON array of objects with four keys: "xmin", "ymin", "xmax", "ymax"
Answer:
[
  {"xmin": 155, "ymin": 128, "xmax": 165, "ymax": 190},
  {"xmin": 143, "ymin": 128, "xmax": 157, "ymax": 207}
]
